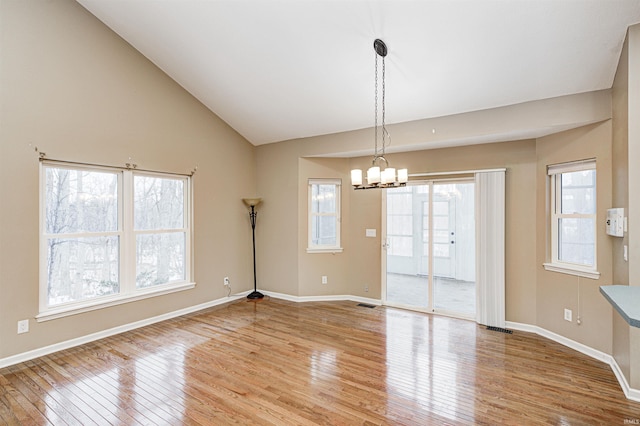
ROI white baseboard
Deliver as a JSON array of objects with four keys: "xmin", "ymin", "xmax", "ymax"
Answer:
[
  {"xmin": 506, "ymin": 321, "xmax": 611, "ymax": 363},
  {"xmin": 0, "ymin": 293, "xmax": 248, "ymax": 369},
  {"xmin": 261, "ymin": 290, "xmax": 382, "ymax": 306},
  {"xmin": 3, "ymin": 294, "xmax": 637, "ymax": 403},
  {"xmin": 506, "ymin": 321, "xmax": 640, "ymax": 403}
]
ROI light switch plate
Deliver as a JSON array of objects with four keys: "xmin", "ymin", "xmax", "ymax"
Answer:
[{"xmin": 366, "ymin": 229, "xmax": 376, "ymax": 238}]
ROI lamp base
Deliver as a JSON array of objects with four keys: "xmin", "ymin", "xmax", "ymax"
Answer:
[{"xmin": 247, "ymin": 290, "xmax": 264, "ymax": 300}]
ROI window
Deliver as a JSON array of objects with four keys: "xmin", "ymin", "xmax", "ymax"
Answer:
[
  {"xmin": 308, "ymin": 179, "xmax": 342, "ymax": 253},
  {"xmin": 544, "ymin": 159, "xmax": 599, "ymax": 279},
  {"xmin": 40, "ymin": 162, "xmax": 193, "ymax": 320},
  {"xmin": 386, "ymin": 186, "xmax": 413, "ymax": 257},
  {"xmin": 134, "ymin": 174, "xmax": 187, "ymax": 289}
]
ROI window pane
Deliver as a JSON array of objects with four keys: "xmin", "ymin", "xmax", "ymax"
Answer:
[
  {"xmin": 561, "ymin": 170, "xmax": 596, "ymax": 214},
  {"xmin": 47, "ymin": 236, "xmax": 119, "ymax": 306},
  {"xmin": 46, "ymin": 168, "xmax": 118, "ymax": 234},
  {"xmin": 136, "ymin": 232, "xmax": 185, "ymax": 288},
  {"xmin": 134, "ymin": 176, "xmax": 185, "ymax": 230},
  {"xmin": 433, "ymin": 216, "xmax": 449, "ymax": 230},
  {"xmin": 558, "ymin": 218, "xmax": 595, "ymax": 266},
  {"xmin": 434, "ymin": 230, "xmax": 449, "ymax": 244},
  {"xmin": 387, "ymin": 193, "xmax": 412, "ymax": 215},
  {"xmin": 388, "ymin": 215, "xmax": 412, "ymax": 235},
  {"xmin": 311, "ymin": 215, "xmax": 337, "ymax": 246},
  {"xmin": 434, "ymin": 243, "xmax": 450, "ymax": 257},
  {"xmin": 311, "ymin": 184, "xmax": 336, "ymax": 214},
  {"xmin": 390, "ymin": 186, "xmax": 412, "ymax": 194},
  {"xmin": 389, "ymin": 236, "xmax": 412, "ymax": 256},
  {"xmin": 433, "ymin": 201, "xmax": 448, "ymax": 215}
]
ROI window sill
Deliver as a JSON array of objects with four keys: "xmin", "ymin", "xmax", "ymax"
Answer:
[
  {"xmin": 542, "ymin": 263, "xmax": 600, "ymax": 280},
  {"xmin": 306, "ymin": 247, "xmax": 344, "ymax": 254},
  {"xmin": 36, "ymin": 281, "xmax": 196, "ymax": 322}
]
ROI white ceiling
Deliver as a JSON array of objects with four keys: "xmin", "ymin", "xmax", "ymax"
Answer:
[{"xmin": 77, "ymin": 0, "xmax": 640, "ymax": 147}]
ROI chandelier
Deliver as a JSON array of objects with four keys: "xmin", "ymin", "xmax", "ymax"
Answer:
[{"xmin": 351, "ymin": 39, "xmax": 408, "ymax": 190}]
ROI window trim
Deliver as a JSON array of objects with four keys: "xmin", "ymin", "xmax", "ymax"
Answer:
[
  {"xmin": 544, "ymin": 159, "xmax": 599, "ymax": 279},
  {"xmin": 39, "ymin": 161, "xmax": 195, "ymax": 321},
  {"xmin": 307, "ymin": 178, "xmax": 343, "ymax": 253}
]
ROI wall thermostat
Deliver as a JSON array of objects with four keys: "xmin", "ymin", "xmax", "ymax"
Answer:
[{"xmin": 606, "ymin": 208, "xmax": 624, "ymax": 237}]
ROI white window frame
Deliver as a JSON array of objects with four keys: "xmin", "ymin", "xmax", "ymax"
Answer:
[
  {"xmin": 307, "ymin": 178, "xmax": 343, "ymax": 253},
  {"xmin": 38, "ymin": 161, "xmax": 194, "ymax": 322},
  {"xmin": 543, "ymin": 159, "xmax": 599, "ymax": 279}
]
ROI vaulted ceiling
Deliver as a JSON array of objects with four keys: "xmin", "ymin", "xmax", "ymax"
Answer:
[{"xmin": 77, "ymin": 0, "xmax": 640, "ymax": 148}]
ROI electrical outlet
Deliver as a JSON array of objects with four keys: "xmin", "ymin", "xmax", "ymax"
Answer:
[
  {"xmin": 321, "ymin": 276, "xmax": 328, "ymax": 285},
  {"xmin": 223, "ymin": 277, "xmax": 230, "ymax": 286},
  {"xmin": 564, "ymin": 308, "xmax": 572, "ymax": 322},
  {"xmin": 17, "ymin": 319, "xmax": 29, "ymax": 334},
  {"xmin": 364, "ymin": 285, "xmax": 369, "ymax": 292}
]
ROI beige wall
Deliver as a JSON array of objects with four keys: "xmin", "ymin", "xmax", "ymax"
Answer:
[
  {"xmin": 612, "ymin": 27, "xmax": 631, "ymax": 383},
  {"xmin": 612, "ymin": 30, "xmax": 630, "ymax": 287},
  {"xmin": 609, "ymin": 22, "xmax": 640, "ymax": 390},
  {"xmin": 536, "ymin": 122, "xmax": 614, "ymax": 354},
  {"xmin": 0, "ymin": 0, "xmax": 256, "ymax": 359},
  {"xmin": 627, "ymin": 24, "xmax": 640, "ymax": 389},
  {"xmin": 254, "ymin": 140, "xmax": 300, "ymax": 296}
]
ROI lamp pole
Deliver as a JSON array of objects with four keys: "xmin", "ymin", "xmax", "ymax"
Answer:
[{"xmin": 243, "ymin": 198, "xmax": 263, "ymax": 299}]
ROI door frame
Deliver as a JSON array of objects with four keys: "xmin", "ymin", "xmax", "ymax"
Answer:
[{"xmin": 382, "ymin": 178, "xmax": 476, "ymax": 319}]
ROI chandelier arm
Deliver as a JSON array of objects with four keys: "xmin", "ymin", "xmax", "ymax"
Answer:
[{"xmin": 383, "ymin": 127, "xmax": 391, "ymax": 153}]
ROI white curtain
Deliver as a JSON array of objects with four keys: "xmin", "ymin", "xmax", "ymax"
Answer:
[{"xmin": 475, "ymin": 170, "xmax": 506, "ymax": 328}]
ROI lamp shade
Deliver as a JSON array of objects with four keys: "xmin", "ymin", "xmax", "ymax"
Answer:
[
  {"xmin": 242, "ymin": 198, "xmax": 262, "ymax": 207},
  {"xmin": 367, "ymin": 166, "xmax": 381, "ymax": 185},
  {"xmin": 351, "ymin": 169, "xmax": 363, "ymax": 186},
  {"xmin": 397, "ymin": 169, "xmax": 408, "ymax": 183},
  {"xmin": 383, "ymin": 168, "xmax": 396, "ymax": 184}
]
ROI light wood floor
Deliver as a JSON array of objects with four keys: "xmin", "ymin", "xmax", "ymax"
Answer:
[{"xmin": 1, "ymin": 298, "xmax": 639, "ymax": 425}]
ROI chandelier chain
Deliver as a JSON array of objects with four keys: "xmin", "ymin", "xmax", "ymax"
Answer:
[
  {"xmin": 373, "ymin": 43, "xmax": 389, "ymax": 161},
  {"xmin": 381, "ymin": 53, "xmax": 387, "ymax": 155},
  {"xmin": 374, "ymin": 50, "xmax": 379, "ymax": 159}
]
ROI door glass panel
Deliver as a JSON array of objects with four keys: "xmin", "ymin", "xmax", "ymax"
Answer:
[
  {"xmin": 432, "ymin": 183, "xmax": 475, "ymax": 316},
  {"xmin": 385, "ymin": 185, "xmax": 429, "ymax": 308},
  {"xmin": 385, "ymin": 181, "xmax": 476, "ymax": 318}
]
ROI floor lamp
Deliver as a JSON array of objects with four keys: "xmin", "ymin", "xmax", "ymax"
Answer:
[{"xmin": 243, "ymin": 198, "xmax": 264, "ymax": 299}]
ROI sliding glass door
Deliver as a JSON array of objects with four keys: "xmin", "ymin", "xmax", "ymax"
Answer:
[{"xmin": 384, "ymin": 181, "xmax": 476, "ymax": 318}]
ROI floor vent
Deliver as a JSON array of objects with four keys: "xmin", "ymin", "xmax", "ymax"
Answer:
[
  {"xmin": 486, "ymin": 326, "xmax": 513, "ymax": 334},
  {"xmin": 357, "ymin": 303, "xmax": 376, "ymax": 309}
]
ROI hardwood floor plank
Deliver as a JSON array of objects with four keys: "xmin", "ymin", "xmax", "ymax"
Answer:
[
  {"xmin": 2, "ymin": 298, "xmax": 640, "ymax": 424},
  {"xmin": 93, "ymin": 332, "xmax": 283, "ymax": 425},
  {"xmin": 26, "ymin": 360, "xmax": 112, "ymax": 426},
  {"xmin": 0, "ymin": 372, "xmax": 51, "ymax": 425},
  {"xmin": 51, "ymin": 347, "xmax": 165, "ymax": 425},
  {"xmin": 9, "ymin": 365, "xmax": 84, "ymax": 426},
  {"xmin": 2, "ymin": 369, "xmax": 70, "ymax": 425}
]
